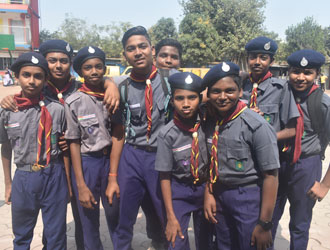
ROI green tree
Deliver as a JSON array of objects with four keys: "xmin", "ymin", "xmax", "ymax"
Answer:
[
  {"xmin": 179, "ymin": 0, "xmax": 267, "ymax": 68},
  {"xmin": 149, "ymin": 17, "xmax": 178, "ymax": 45},
  {"xmin": 285, "ymin": 17, "xmax": 326, "ymax": 55},
  {"xmin": 39, "ymin": 29, "xmax": 60, "ymax": 44}
]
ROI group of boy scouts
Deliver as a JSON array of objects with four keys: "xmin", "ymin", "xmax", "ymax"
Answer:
[{"xmin": 0, "ymin": 25, "xmax": 329, "ymax": 250}]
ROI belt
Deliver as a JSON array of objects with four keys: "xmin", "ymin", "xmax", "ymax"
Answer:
[
  {"xmin": 129, "ymin": 144, "xmax": 157, "ymax": 152},
  {"xmin": 17, "ymin": 163, "xmax": 51, "ymax": 172},
  {"xmin": 215, "ymin": 181, "xmax": 260, "ymax": 191},
  {"xmin": 81, "ymin": 146, "xmax": 112, "ymax": 157}
]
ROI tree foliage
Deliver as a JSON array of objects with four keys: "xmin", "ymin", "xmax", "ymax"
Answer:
[
  {"xmin": 149, "ymin": 17, "xmax": 178, "ymax": 45},
  {"xmin": 285, "ymin": 17, "xmax": 326, "ymax": 56}
]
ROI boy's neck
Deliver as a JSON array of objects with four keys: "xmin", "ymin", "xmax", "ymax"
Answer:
[
  {"xmin": 132, "ymin": 64, "xmax": 153, "ymax": 77},
  {"xmin": 49, "ymin": 76, "xmax": 71, "ymax": 90}
]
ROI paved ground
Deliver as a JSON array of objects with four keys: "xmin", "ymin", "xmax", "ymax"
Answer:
[{"xmin": 0, "ymin": 85, "xmax": 329, "ymax": 249}]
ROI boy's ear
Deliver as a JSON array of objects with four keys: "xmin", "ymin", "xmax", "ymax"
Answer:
[
  {"xmin": 239, "ymin": 88, "xmax": 243, "ymax": 98},
  {"xmin": 122, "ymin": 51, "xmax": 127, "ymax": 61}
]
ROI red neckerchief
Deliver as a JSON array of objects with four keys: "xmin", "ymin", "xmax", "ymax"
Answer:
[
  {"xmin": 78, "ymin": 83, "xmax": 105, "ymax": 100},
  {"xmin": 173, "ymin": 111, "xmax": 201, "ymax": 184},
  {"xmin": 292, "ymin": 84, "xmax": 319, "ymax": 164},
  {"xmin": 249, "ymin": 71, "xmax": 273, "ymax": 108},
  {"xmin": 47, "ymin": 76, "xmax": 74, "ymax": 104},
  {"xmin": 130, "ymin": 65, "xmax": 158, "ymax": 142},
  {"xmin": 209, "ymin": 101, "xmax": 247, "ymax": 184},
  {"xmin": 14, "ymin": 92, "xmax": 52, "ymax": 166}
]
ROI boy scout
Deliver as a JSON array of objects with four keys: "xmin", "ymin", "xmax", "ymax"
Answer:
[
  {"xmin": 0, "ymin": 52, "xmax": 69, "ymax": 249},
  {"xmin": 242, "ymin": 36, "xmax": 299, "ymax": 141},
  {"xmin": 156, "ymin": 72, "xmax": 212, "ymax": 249},
  {"xmin": 113, "ymin": 26, "xmax": 178, "ymax": 250},
  {"xmin": 65, "ymin": 46, "xmax": 124, "ymax": 250},
  {"xmin": 155, "ymin": 38, "xmax": 182, "ymax": 70},
  {"xmin": 203, "ymin": 62, "xmax": 280, "ymax": 250},
  {"xmin": 272, "ymin": 49, "xmax": 330, "ymax": 250}
]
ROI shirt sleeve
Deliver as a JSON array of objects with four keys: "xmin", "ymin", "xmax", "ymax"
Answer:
[
  {"xmin": 64, "ymin": 102, "xmax": 80, "ymax": 140},
  {"xmin": 0, "ymin": 109, "xmax": 8, "ymax": 143},
  {"xmin": 155, "ymin": 132, "xmax": 173, "ymax": 172},
  {"xmin": 322, "ymin": 94, "xmax": 330, "ymax": 143},
  {"xmin": 252, "ymin": 122, "xmax": 280, "ymax": 172},
  {"xmin": 279, "ymin": 83, "xmax": 300, "ymax": 127}
]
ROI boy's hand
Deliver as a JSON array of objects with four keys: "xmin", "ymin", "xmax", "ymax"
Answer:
[
  {"xmin": 250, "ymin": 224, "xmax": 273, "ymax": 250},
  {"xmin": 307, "ymin": 181, "xmax": 330, "ymax": 201},
  {"xmin": 204, "ymin": 185, "xmax": 217, "ymax": 224},
  {"xmin": 103, "ymin": 78, "xmax": 120, "ymax": 114},
  {"xmin": 5, "ymin": 184, "xmax": 11, "ymax": 205},
  {"xmin": 165, "ymin": 216, "xmax": 184, "ymax": 248},
  {"xmin": 78, "ymin": 185, "xmax": 97, "ymax": 209},
  {"xmin": 1, "ymin": 95, "xmax": 17, "ymax": 112},
  {"xmin": 105, "ymin": 177, "xmax": 120, "ymax": 205},
  {"xmin": 58, "ymin": 133, "xmax": 69, "ymax": 152},
  {"xmin": 250, "ymin": 106, "xmax": 264, "ymax": 116}
]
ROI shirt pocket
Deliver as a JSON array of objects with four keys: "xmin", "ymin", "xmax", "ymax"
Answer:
[
  {"xmin": 50, "ymin": 125, "xmax": 62, "ymax": 155},
  {"xmin": 6, "ymin": 127, "xmax": 22, "ymax": 155},
  {"xmin": 129, "ymin": 104, "xmax": 142, "ymax": 125},
  {"xmin": 259, "ymin": 104, "xmax": 279, "ymax": 126},
  {"xmin": 79, "ymin": 117, "xmax": 100, "ymax": 144},
  {"xmin": 173, "ymin": 147, "xmax": 191, "ymax": 176},
  {"xmin": 225, "ymin": 146, "xmax": 249, "ymax": 173}
]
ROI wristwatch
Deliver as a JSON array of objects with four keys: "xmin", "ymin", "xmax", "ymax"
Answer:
[{"xmin": 257, "ymin": 219, "xmax": 273, "ymax": 231}]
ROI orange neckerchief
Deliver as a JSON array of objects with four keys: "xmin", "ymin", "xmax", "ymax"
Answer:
[
  {"xmin": 47, "ymin": 76, "xmax": 74, "ymax": 104},
  {"xmin": 78, "ymin": 83, "xmax": 105, "ymax": 100},
  {"xmin": 14, "ymin": 92, "xmax": 52, "ymax": 167},
  {"xmin": 130, "ymin": 65, "xmax": 158, "ymax": 142},
  {"xmin": 209, "ymin": 101, "xmax": 247, "ymax": 184},
  {"xmin": 173, "ymin": 112, "xmax": 201, "ymax": 184},
  {"xmin": 249, "ymin": 71, "xmax": 273, "ymax": 108},
  {"xmin": 291, "ymin": 84, "xmax": 319, "ymax": 164}
]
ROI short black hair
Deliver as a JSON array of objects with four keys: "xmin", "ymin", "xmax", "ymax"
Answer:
[
  {"xmin": 207, "ymin": 75, "xmax": 242, "ymax": 97},
  {"xmin": 155, "ymin": 38, "xmax": 183, "ymax": 59},
  {"xmin": 122, "ymin": 26, "xmax": 151, "ymax": 48}
]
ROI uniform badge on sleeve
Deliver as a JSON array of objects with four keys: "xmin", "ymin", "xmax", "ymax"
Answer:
[{"xmin": 235, "ymin": 161, "xmax": 244, "ymax": 171}]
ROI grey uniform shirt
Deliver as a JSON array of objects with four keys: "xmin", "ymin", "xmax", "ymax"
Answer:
[
  {"xmin": 43, "ymin": 79, "xmax": 81, "ymax": 103},
  {"xmin": 155, "ymin": 119, "xmax": 208, "ymax": 183},
  {"xmin": 113, "ymin": 69, "xmax": 177, "ymax": 148},
  {"xmin": 298, "ymin": 94, "xmax": 330, "ymax": 157},
  {"xmin": 205, "ymin": 108, "xmax": 280, "ymax": 186},
  {"xmin": 64, "ymin": 91, "xmax": 122, "ymax": 154},
  {"xmin": 0, "ymin": 99, "xmax": 66, "ymax": 166},
  {"xmin": 242, "ymin": 77, "xmax": 299, "ymax": 132}
]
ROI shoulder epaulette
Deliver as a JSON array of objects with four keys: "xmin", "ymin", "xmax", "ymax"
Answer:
[
  {"xmin": 65, "ymin": 92, "xmax": 81, "ymax": 105},
  {"xmin": 270, "ymin": 77, "xmax": 286, "ymax": 87},
  {"xmin": 240, "ymin": 109, "xmax": 263, "ymax": 131}
]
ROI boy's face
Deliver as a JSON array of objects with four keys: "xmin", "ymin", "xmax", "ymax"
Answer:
[
  {"xmin": 208, "ymin": 76, "xmax": 242, "ymax": 117},
  {"xmin": 289, "ymin": 67, "xmax": 318, "ymax": 92},
  {"xmin": 81, "ymin": 58, "xmax": 105, "ymax": 86},
  {"xmin": 247, "ymin": 53, "xmax": 273, "ymax": 78},
  {"xmin": 45, "ymin": 52, "xmax": 71, "ymax": 81},
  {"xmin": 18, "ymin": 66, "xmax": 46, "ymax": 98},
  {"xmin": 123, "ymin": 35, "xmax": 154, "ymax": 72},
  {"xmin": 172, "ymin": 88, "xmax": 200, "ymax": 120},
  {"xmin": 156, "ymin": 46, "xmax": 181, "ymax": 70}
]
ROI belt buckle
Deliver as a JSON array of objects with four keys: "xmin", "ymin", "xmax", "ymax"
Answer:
[
  {"xmin": 103, "ymin": 147, "xmax": 108, "ymax": 155},
  {"xmin": 32, "ymin": 164, "xmax": 43, "ymax": 172}
]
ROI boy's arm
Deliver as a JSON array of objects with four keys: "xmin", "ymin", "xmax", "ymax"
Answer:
[
  {"xmin": 0, "ymin": 95, "xmax": 17, "ymax": 112},
  {"xmin": 204, "ymin": 182, "xmax": 218, "ymax": 224},
  {"xmin": 1, "ymin": 141, "xmax": 12, "ymax": 204},
  {"xmin": 63, "ymin": 151, "xmax": 72, "ymax": 203},
  {"xmin": 103, "ymin": 77, "xmax": 120, "ymax": 114},
  {"xmin": 251, "ymin": 169, "xmax": 278, "ymax": 250},
  {"xmin": 69, "ymin": 139, "xmax": 96, "ymax": 209},
  {"xmin": 105, "ymin": 124, "xmax": 125, "ymax": 205},
  {"xmin": 277, "ymin": 119, "xmax": 296, "ymax": 141},
  {"xmin": 308, "ymin": 163, "xmax": 330, "ymax": 201},
  {"xmin": 160, "ymin": 172, "xmax": 184, "ymax": 248}
]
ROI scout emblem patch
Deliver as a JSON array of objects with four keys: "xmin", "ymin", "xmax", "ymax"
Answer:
[
  {"xmin": 222, "ymin": 62, "xmax": 230, "ymax": 72},
  {"xmin": 88, "ymin": 46, "xmax": 95, "ymax": 54},
  {"xmin": 300, "ymin": 57, "xmax": 308, "ymax": 67},
  {"xmin": 31, "ymin": 56, "xmax": 39, "ymax": 64},
  {"xmin": 235, "ymin": 161, "xmax": 244, "ymax": 171},
  {"xmin": 302, "ymin": 130, "xmax": 306, "ymax": 139},
  {"xmin": 66, "ymin": 43, "xmax": 71, "ymax": 52},
  {"xmin": 264, "ymin": 42, "xmax": 271, "ymax": 51},
  {"xmin": 264, "ymin": 114, "xmax": 271, "ymax": 123},
  {"xmin": 87, "ymin": 127, "xmax": 94, "ymax": 134},
  {"xmin": 185, "ymin": 75, "xmax": 193, "ymax": 84},
  {"xmin": 51, "ymin": 134, "xmax": 57, "ymax": 144}
]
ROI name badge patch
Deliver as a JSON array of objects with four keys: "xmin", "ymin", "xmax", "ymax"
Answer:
[
  {"xmin": 172, "ymin": 144, "xmax": 191, "ymax": 152},
  {"xmin": 78, "ymin": 114, "xmax": 96, "ymax": 121},
  {"xmin": 5, "ymin": 123, "xmax": 20, "ymax": 129}
]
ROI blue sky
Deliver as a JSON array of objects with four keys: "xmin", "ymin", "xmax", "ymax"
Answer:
[{"xmin": 39, "ymin": 0, "xmax": 330, "ymax": 40}]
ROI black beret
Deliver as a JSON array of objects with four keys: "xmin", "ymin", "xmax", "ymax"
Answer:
[
  {"xmin": 122, "ymin": 26, "xmax": 151, "ymax": 48},
  {"xmin": 73, "ymin": 46, "xmax": 106, "ymax": 76},
  {"xmin": 11, "ymin": 52, "xmax": 49, "ymax": 75},
  {"xmin": 245, "ymin": 36, "xmax": 278, "ymax": 55},
  {"xmin": 168, "ymin": 72, "xmax": 204, "ymax": 93},
  {"xmin": 202, "ymin": 62, "xmax": 240, "ymax": 88},
  {"xmin": 287, "ymin": 49, "xmax": 325, "ymax": 69},
  {"xmin": 39, "ymin": 39, "xmax": 73, "ymax": 58}
]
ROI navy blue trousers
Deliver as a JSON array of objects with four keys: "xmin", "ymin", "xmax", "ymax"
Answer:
[
  {"xmin": 169, "ymin": 179, "xmax": 212, "ymax": 250},
  {"xmin": 11, "ymin": 162, "xmax": 68, "ymax": 250},
  {"xmin": 213, "ymin": 184, "xmax": 261, "ymax": 250},
  {"xmin": 114, "ymin": 144, "xmax": 165, "ymax": 250},
  {"xmin": 271, "ymin": 155, "xmax": 322, "ymax": 250},
  {"xmin": 71, "ymin": 154, "xmax": 119, "ymax": 250}
]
